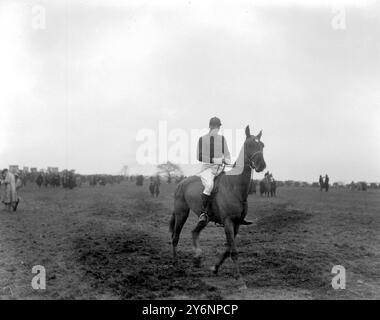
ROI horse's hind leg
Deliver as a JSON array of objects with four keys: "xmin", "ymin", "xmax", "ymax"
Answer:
[
  {"xmin": 171, "ymin": 208, "xmax": 189, "ymax": 262},
  {"xmin": 191, "ymin": 219, "xmax": 208, "ymax": 267}
]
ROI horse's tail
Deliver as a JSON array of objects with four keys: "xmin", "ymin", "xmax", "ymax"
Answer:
[{"xmin": 169, "ymin": 180, "xmax": 186, "ymax": 234}]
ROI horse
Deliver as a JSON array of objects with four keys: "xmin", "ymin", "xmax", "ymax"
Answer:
[
  {"xmin": 259, "ymin": 176, "xmax": 270, "ymax": 197},
  {"xmin": 169, "ymin": 125, "xmax": 266, "ymax": 283},
  {"xmin": 248, "ymin": 180, "xmax": 256, "ymax": 195}
]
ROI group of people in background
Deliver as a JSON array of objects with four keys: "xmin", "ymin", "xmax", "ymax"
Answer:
[
  {"xmin": 0, "ymin": 169, "xmax": 22, "ymax": 212},
  {"xmin": 319, "ymin": 174, "xmax": 330, "ymax": 192}
]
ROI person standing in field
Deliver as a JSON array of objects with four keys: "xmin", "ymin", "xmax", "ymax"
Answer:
[
  {"xmin": 319, "ymin": 175, "xmax": 324, "ymax": 191},
  {"xmin": 1, "ymin": 169, "xmax": 19, "ymax": 212},
  {"xmin": 324, "ymin": 174, "xmax": 330, "ymax": 192}
]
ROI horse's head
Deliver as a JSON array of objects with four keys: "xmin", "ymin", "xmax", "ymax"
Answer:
[{"xmin": 244, "ymin": 125, "xmax": 266, "ymax": 172}]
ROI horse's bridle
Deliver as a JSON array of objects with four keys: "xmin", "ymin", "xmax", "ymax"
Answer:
[
  {"xmin": 223, "ymin": 145, "xmax": 263, "ymax": 170},
  {"xmin": 247, "ymin": 150, "xmax": 263, "ymax": 170}
]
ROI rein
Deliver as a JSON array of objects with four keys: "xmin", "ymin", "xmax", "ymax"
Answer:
[{"xmin": 223, "ymin": 150, "xmax": 263, "ymax": 170}]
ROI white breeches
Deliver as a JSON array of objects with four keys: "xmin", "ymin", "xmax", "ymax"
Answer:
[{"xmin": 197, "ymin": 165, "xmax": 222, "ymax": 195}]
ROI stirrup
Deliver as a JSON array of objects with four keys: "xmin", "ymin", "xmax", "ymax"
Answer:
[{"xmin": 199, "ymin": 212, "xmax": 209, "ymax": 223}]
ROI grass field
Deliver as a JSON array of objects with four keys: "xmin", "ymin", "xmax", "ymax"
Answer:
[{"xmin": 0, "ymin": 181, "xmax": 379, "ymax": 299}]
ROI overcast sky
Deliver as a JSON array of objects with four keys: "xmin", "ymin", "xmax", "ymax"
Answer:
[{"xmin": 1, "ymin": 0, "xmax": 379, "ymax": 182}]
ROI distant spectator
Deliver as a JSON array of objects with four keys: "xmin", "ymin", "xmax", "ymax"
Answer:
[
  {"xmin": 1, "ymin": 169, "xmax": 19, "ymax": 212},
  {"xmin": 319, "ymin": 175, "xmax": 324, "ymax": 191},
  {"xmin": 324, "ymin": 174, "xmax": 329, "ymax": 192}
]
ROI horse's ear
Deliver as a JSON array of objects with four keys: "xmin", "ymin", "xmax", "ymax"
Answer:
[
  {"xmin": 257, "ymin": 130, "xmax": 262, "ymax": 141},
  {"xmin": 245, "ymin": 125, "xmax": 251, "ymax": 138}
]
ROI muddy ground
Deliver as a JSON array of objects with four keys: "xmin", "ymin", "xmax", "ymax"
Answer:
[{"xmin": 0, "ymin": 182, "xmax": 379, "ymax": 299}]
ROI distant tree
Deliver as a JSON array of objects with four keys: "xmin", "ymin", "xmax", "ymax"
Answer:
[
  {"xmin": 157, "ymin": 162, "xmax": 183, "ymax": 183},
  {"xmin": 356, "ymin": 181, "xmax": 367, "ymax": 191},
  {"xmin": 175, "ymin": 175, "xmax": 185, "ymax": 183},
  {"xmin": 311, "ymin": 182, "xmax": 319, "ymax": 187},
  {"xmin": 285, "ymin": 180, "xmax": 294, "ymax": 187},
  {"xmin": 369, "ymin": 182, "xmax": 378, "ymax": 189},
  {"xmin": 276, "ymin": 180, "xmax": 284, "ymax": 187}
]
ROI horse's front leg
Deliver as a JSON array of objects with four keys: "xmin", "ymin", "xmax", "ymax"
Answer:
[
  {"xmin": 191, "ymin": 219, "xmax": 208, "ymax": 267},
  {"xmin": 212, "ymin": 219, "xmax": 238, "ymax": 275},
  {"xmin": 212, "ymin": 219, "xmax": 246, "ymax": 288}
]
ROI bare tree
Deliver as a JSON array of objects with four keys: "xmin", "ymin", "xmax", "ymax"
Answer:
[{"xmin": 157, "ymin": 162, "xmax": 183, "ymax": 183}]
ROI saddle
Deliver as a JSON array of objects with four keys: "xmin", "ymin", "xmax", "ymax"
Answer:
[{"xmin": 210, "ymin": 171, "xmax": 226, "ymax": 196}]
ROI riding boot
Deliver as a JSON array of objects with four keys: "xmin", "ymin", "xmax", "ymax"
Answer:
[
  {"xmin": 199, "ymin": 194, "xmax": 211, "ymax": 222},
  {"xmin": 240, "ymin": 201, "xmax": 253, "ymax": 225}
]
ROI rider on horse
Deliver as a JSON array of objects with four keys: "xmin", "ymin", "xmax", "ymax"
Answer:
[
  {"xmin": 197, "ymin": 117, "xmax": 231, "ymax": 223},
  {"xmin": 196, "ymin": 117, "xmax": 253, "ymax": 225}
]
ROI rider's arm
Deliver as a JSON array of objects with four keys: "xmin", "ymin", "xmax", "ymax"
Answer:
[{"xmin": 196, "ymin": 137, "xmax": 200, "ymax": 162}]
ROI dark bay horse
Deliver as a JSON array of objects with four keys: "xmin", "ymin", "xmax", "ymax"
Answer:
[
  {"xmin": 169, "ymin": 125, "xmax": 266, "ymax": 283},
  {"xmin": 259, "ymin": 177, "xmax": 270, "ymax": 197}
]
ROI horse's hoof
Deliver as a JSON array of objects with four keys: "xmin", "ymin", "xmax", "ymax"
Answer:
[
  {"xmin": 239, "ymin": 281, "xmax": 248, "ymax": 291},
  {"xmin": 238, "ymin": 283, "xmax": 248, "ymax": 291}
]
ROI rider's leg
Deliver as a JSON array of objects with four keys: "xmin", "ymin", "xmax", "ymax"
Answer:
[
  {"xmin": 199, "ymin": 193, "xmax": 212, "ymax": 222},
  {"xmin": 199, "ymin": 169, "xmax": 214, "ymax": 222}
]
